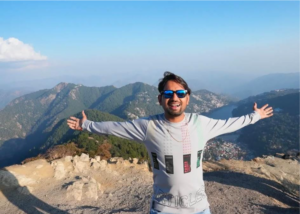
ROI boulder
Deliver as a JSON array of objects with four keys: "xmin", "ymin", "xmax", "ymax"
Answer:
[
  {"xmin": 132, "ymin": 158, "xmax": 139, "ymax": 164},
  {"xmin": 53, "ymin": 161, "xmax": 66, "ymax": 180},
  {"xmin": 66, "ymin": 180, "xmax": 84, "ymax": 201},
  {"xmin": 95, "ymin": 156, "xmax": 101, "ymax": 162},
  {"xmin": 80, "ymin": 153, "xmax": 89, "ymax": 162},
  {"xmin": 108, "ymin": 157, "xmax": 117, "ymax": 163},
  {"xmin": 65, "ymin": 156, "xmax": 73, "ymax": 162},
  {"xmin": 99, "ymin": 160, "xmax": 107, "ymax": 168},
  {"xmin": 91, "ymin": 162, "xmax": 101, "ymax": 170},
  {"xmin": 66, "ymin": 176, "xmax": 101, "ymax": 201}
]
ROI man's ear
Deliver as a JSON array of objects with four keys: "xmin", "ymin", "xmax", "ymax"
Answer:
[
  {"xmin": 186, "ymin": 94, "xmax": 190, "ymax": 105},
  {"xmin": 158, "ymin": 95, "xmax": 162, "ymax": 105}
]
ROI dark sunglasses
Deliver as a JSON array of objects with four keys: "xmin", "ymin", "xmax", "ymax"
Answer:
[{"xmin": 160, "ymin": 90, "xmax": 188, "ymax": 98}]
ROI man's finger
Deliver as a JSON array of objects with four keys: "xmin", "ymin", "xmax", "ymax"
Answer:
[
  {"xmin": 253, "ymin": 102, "xmax": 257, "ymax": 110},
  {"xmin": 82, "ymin": 110, "xmax": 87, "ymax": 118},
  {"xmin": 70, "ymin": 116, "xmax": 79, "ymax": 121},
  {"xmin": 262, "ymin": 104, "xmax": 269, "ymax": 110},
  {"xmin": 67, "ymin": 122, "xmax": 75, "ymax": 127},
  {"xmin": 266, "ymin": 108, "xmax": 273, "ymax": 113}
]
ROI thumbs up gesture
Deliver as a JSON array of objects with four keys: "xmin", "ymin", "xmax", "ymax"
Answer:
[
  {"xmin": 67, "ymin": 110, "xmax": 87, "ymax": 131},
  {"xmin": 253, "ymin": 102, "xmax": 273, "ymax": 119}
]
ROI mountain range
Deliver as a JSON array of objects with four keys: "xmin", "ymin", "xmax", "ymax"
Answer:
[
  {"xmin": 1, "ymin": 72, "xmax": 298, "ymax": 109},
  {"xmin": 0, "ymin": 82, "xmax": 233, "ymax": 168}
]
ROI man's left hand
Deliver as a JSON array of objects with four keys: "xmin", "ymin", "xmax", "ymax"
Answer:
[{"xmin": 253, "ymin": 102, "xmax": 273, "ymax": 119}]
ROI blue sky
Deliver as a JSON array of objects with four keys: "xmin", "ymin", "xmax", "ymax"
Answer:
[{"xmin": 0, "ymin": 1, "xmax": 299, "ymax": 87}]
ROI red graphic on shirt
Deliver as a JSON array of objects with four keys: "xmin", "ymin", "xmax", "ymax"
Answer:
[{"xmin": 183, "ymin": 154, "xmax": 191, "ymax": 173}]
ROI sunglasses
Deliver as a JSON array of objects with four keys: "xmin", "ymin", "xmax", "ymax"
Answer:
[{"xmin": 160, "ymin": 90, "xmax": 188, "ymax": 98}]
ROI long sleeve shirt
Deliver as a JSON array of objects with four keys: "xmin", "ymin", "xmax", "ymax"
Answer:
[{"xmin": 82, "ymin": 111, "xmax": 261, "ymax": 214}]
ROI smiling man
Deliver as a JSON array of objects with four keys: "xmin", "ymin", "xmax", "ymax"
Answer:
[{"xmin": 67, "ymin": 71, "xmax": 273, "ymax": 214}]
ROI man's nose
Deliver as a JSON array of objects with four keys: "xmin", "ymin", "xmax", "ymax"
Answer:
[{"xmin": 170, "ymin": 92, "xmax": 179, "ymax": 100}]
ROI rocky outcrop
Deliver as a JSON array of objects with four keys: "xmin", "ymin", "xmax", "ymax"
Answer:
[{"xmin": 0, "ymin": 154, "xmax": 299, "ymax": 214}]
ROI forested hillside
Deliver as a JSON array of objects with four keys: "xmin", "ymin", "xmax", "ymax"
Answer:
[
  {"xmin": 0, "ymin": 82, "xmax": 231, "ymax": 167},
  {"xmin": 233, "ymin": 91, "xmax": 299, "ymax": 156}
]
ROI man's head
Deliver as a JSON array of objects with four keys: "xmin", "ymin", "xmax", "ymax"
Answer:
[{"xmin": 158, "ymin": 72, "xmax": 191, "ymax": 122}]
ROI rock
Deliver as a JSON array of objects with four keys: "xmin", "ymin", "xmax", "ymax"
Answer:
[
  {"xmin": 141, "ymin": 161, "xmax": 149, "ymax": 171},
  {"xmin": 108, "ymin": 157, "xmax": 117, "ymax": 163},
  {"xmin": 95, "ymin": 156, "xmax": 101, "ymax": 162},
  {"xmin": 65, "ymin": 156, "xmax": 73, "ymax": 162},
  {"xmin": 275, "ymin": 153, "xmax": 284, "ymax": 158},
  {"xmin": 83, "ymin": 179, "xmax": 98, "ymax": 200},
  {"xmin": 91, "ymin": 162, "xmax": 101, "ymax": 170},
  {"xmin": 90, "ymin": 158, "xmax": 97, "ymax": 164},
  {"xmin": 67, "ymin": 180, "xmax": 84, "ymax": 201},
  {"xmin": 123, "ymin": 160, "xmax": 131, "ymax": 166},
  {"xmin": 99, "ymin": 160, "xmax": 107, "ymax": 168},
  {"xmin": 80, "ymin": 153, "xmax": 89, "ymax": 162},
  {"xmin": 283, "ymin": 154, "xmax": 291, "ymax": 159},
  {"xmin": 73, "ymin": 158, "xmax": 89, "ymax": 173},
  {"xmin": 252, "ymin": 157, "xmax": 264, "ymax": 163},
  {"xmin": 54, "ymin": 161, "xmax": 66, "ymax": 180},
  {"xmin": 132, "ymin": 158, "xmax": 139, "ymax": 164},
  {"xmin": 66, "ymin": 176, "xmax": 100, "ymax": 201},
  {"xmin": 116, "ymin": 157, "xmax": 124, "ymax": 164}
]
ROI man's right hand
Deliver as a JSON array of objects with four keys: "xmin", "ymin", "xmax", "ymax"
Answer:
[{"xmin": 67, "ymin": 110, "xmax": 87, "ymax": 131}]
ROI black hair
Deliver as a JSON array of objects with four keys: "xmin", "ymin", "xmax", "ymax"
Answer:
[{"xmin": 158, "ymin": 71, "xmax": 191, "ymax": 95}]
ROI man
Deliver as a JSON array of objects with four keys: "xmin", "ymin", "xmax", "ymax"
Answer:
[{"xmin": 67, "ymin": 72, "xmax": 273, "ymax": 214}]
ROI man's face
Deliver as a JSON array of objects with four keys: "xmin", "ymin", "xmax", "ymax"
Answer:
[{"xmin": 158, "ymin": 80, "xmax": 190, "ymax": 119}]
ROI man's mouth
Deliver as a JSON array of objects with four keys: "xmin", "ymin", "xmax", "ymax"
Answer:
[{"xmin": 168, "ymin": 103, "xmax": 181, "ymax": 110}]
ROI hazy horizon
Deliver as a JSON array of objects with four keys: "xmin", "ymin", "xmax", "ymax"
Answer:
[{"xmin": 0, "ymin": 1, "xmax": 299, "ymax": 92}]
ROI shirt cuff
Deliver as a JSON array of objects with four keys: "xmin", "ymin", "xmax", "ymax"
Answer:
[
  {"xmin": 82, "ymin": 119, "xmax": 92, "ymax": 130},
  {"xmin": 253, "ymin": 110, "xmax": 261, "ymax": 120}
]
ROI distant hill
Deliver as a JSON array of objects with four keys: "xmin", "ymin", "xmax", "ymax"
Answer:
[
  {"xmin": 229, "ymin": 73, "xmax": 299, "ymax": 99},
  {"xmin": 232, "ymin": 90, "xmax": 299, "ymax": 156},
  {"xmin": 0, "ymin": 82, "xmax": 232, "ymax": 167},
  {"xmin": 0, "ymin": 88, "xmax": 34, "ymax": 110}
]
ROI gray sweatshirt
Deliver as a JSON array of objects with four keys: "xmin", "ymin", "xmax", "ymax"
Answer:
[{"xmin": 82, "ymin": 111, "xmax": 261, "ymax": 214}]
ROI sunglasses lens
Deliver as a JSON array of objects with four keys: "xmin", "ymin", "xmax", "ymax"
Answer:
[
  {"xmin": 162, "ymin": 90, "xmax": 187, "ymax": 98},
  {"xmin": 163, "ymin": 90, "xmax": 173, "ymax": 98},
  {"xmin": 176, "ymin": 90, "xmax": 187, "ymax": 98}
]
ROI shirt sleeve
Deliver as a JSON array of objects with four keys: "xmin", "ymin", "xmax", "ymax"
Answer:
[
  {"xmin": 199, "ymin": 111, "xmax": 261, "ymax": 141},
  {"xmin": 81, "ymin": 117, "xmax": 150, "ymax": 143}
]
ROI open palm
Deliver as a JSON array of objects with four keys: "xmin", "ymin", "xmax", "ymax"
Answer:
[
  {"xmin": 67, "ymin": 110, "xmax": 87, "ymax": 131},
  {"xmin": 253, "ymin": 102, "xmax": 273, "ymax": 119}
]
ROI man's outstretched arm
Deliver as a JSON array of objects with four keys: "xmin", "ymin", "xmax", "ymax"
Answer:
[
  {"xmin": 200, "ymin": 102, "xmax": 273, "ymax": 141},
  {"xmin": 67, "ymin": 110, "xmax": 149, "ymax": 143}
]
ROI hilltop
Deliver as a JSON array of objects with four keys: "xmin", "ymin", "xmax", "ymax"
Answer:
[{"xmin": 0, "ymin": 154, "xmax": 299, "ymax": 214}]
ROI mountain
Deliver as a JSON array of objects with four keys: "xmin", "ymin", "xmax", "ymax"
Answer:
[
  {"xmin": 229, "ymin": 72, "xmax": 299, "ymax": 99},
  {"xmin": 232, "ymin": 89, "xmax": 300, "ymax": 156},
  {"xmin": 0, "ymin": 88, "xmax": 34, "ymax": 110},
  {"xmin": 0, "ymin": 82, "xmax": 232, "ymax": 168}
]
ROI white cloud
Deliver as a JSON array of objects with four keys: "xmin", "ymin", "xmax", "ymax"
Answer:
[{"xmin": 0, "ymin": 37, "xmax": 47, "ymax": 62}]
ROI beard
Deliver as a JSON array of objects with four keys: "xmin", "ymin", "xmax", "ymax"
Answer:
[
  {"xmin": 164, "ymin": 101, "xmax": 184, "ymax": 117},
  {"xmin": 165, "ymin": 108, "xmax": 184, "ymax": 117}
]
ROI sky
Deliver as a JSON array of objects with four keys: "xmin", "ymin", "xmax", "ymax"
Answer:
[{"xmin": 0, "ymin": 1, "xmax": 299, "ymax": 89}]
